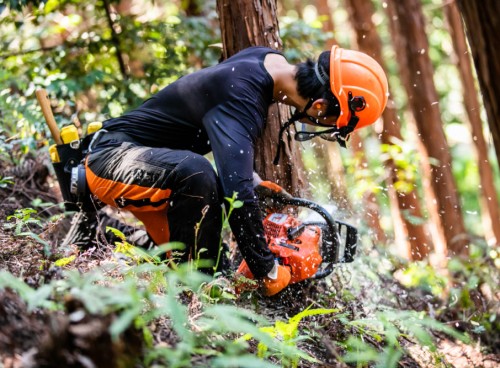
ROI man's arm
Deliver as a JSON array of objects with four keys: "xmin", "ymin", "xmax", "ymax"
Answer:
[{"xmin": 202, "ymin": 110, "xmax": 275, "ymax": 278}]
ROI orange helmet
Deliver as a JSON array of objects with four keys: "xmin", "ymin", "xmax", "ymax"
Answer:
[{"xmin": 329, "ymin": 45, "xmax": 388, "ymax": 130}]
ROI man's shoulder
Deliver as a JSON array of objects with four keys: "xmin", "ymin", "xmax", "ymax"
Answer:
[{"xmin": 232, "ymin": 46, "xmax": 283, "ymax": 59}]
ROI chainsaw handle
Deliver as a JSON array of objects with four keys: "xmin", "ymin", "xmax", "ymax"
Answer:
[{"xmin": 273, "ymin": 197, "xmax": 339, "ymax": 257}]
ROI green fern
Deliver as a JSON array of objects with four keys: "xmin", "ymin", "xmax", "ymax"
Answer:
[{"xmin": 4, "ymin": 208, "xmax": 43, "ymax": 235}]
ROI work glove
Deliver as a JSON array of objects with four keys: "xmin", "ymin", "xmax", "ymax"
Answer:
[
  {"xmin": 261, "ymin": 260, "xmax": 292, "ymax": 296},
  {"xmin": 235, "ymin": 259, "xmax": 291, "ymax": 296},
  {"xmin": 254, "ymin": 180, "xmax": 293, "ymax": 213}
]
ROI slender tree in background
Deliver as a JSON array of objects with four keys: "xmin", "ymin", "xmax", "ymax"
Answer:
[
  {"xmin": 313, "ymin": 0, "xmax": 386, "ymax": 244},
  {"xmin": 315, "ymin": 0, "xmax": 336, "ymax": 49},
  {"xmin": 386, "ymin": 0, "xmax": 469, "ymax": 256},
  {"xmin": 311, "ymin": 0, "xmax": 353, "ymax": 214},
  {"xmin": 349, "ymin": 133, "xmax": 388, "ymax": 245},
  {"xmin": 102, "ymin": 0, "xmax": 129, "ymax": 80},
  {"xmin": 444, "ymin": 1, "xmax": 500, "ymax": 246},
  {"xmin": 216, "ymin": 0, "xmax": 306, "ymax": 195},
  {"xmin": 312, "ymin": 142, "xmax": 353, "ymax": 214},
  {"xmin": 345, "ymin": 0, "xmax": 432, "ymax": 260},
  {"xmin": 456, "ymin": 1, "xmax": 500, "ymax": 176}
]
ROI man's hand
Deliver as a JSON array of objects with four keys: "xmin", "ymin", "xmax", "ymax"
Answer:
[
  {"xmin": 254, "ymin": 181, "xmax": 293, "ymax": 213},
  {"xmin": 261, "ymin": 261, "xmax": 291, "ymax": 296},
  {"xmin": 235, "ymin": 259, "xmax": 291, "ymax": 296}
]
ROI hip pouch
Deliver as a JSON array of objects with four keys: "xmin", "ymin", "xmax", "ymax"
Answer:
[{"xmin": 51, "ymin": 138, "xmax": 94, "ymax": 212}]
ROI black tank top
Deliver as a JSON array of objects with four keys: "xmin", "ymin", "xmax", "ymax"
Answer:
[{"xmin": 104, "ymin": 47, "xmax": 280, "ymax": 152}]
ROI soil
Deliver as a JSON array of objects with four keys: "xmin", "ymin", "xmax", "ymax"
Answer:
[{"xmin": 0, "ymin": 156, "xmax": 499, "ymax": 367}]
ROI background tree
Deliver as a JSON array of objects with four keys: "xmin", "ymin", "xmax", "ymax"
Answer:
[
  {"xmin": 444, "ymin": 1, "xmax": 500, "ymax": 246},
  {"xmin": 345, "ymin": 0, "xmax": 432, "ymax": 260},
  {"xmin": 216, "ymin": 0, "xmax": 306, "ymax": 195},
  {"xmin": 311, "ymin": 0, "xmax": 353, "ymax": 215},
  {"xmin": 456, "ymin": 0, "xmax": 500, "ymax": 175},
  {"xmin": 386, "ymin": 0, "xmax": 469, "ymax": 257},
  {"xmin": 306, "ymin": 0, "xmax": 387, "ymax": 245}
]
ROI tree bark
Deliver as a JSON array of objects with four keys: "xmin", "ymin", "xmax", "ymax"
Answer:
[
  {"xmin": 345, "ymin": 0, "xmax": 433, "ymax": 259},
  {"xmin": 315, "ymin": 0, "xmax": 337, "ymax": 48},
  {"xmin": 456, "ymin": 0, "xmax": 500, "ymax": 175},
  {"xmin": 216, "ymin": 0, "xmax": 307, "ymax": 196},
  {"xmin": 444, "ymin": 1, "xmax": 500, "ymax": 246},
  {"xmin": 312, "ymin": 141, "xmax": 353, "ymax": 214},
  {"xmin": 349, "ymin": 133, "xmax": 388, "ymax": 245},
  {"xmin": 386, "ymin": 0, "xmax": 469, "ymax": 255},
  {"xmin": 312, "ymin": 0, "xmax": 353, "ymax": 214}
]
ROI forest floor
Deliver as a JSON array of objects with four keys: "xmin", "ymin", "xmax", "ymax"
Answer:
[{"xmin": 0, "ymin": 156, "xmax": 499, "ymax": 368}]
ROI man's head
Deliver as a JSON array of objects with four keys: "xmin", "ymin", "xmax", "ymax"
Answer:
[{"xmin": 295, "ymin": 45, "xmax": 388, "ymax": 132}]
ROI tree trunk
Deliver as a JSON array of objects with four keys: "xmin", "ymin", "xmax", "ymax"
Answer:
[
  {"xmin": 315, "ymin": 0, "xmax": 337, "ymax": 48},
  {"xmin": 310, "ymin": 0, "xmax": 354, "ymax": 213},
  {"xmin": 444, "ymin": 1, "xmax": 500, "ymax": 247},
  {"xmin": 102, "ymin": 0, "xmax": 128, "ymax": 80},
  {"xmin": 216, "ymin": 0, "xmax": 307, "ymax": 196},
  {"xmin": 345, "ymin": 0, "xmax": 433, "ymax": 260},
  {"xmin": 312, "ymin": 0, "xmax": 387, "ymax": 243},
  {"xmin": 349, "ymin": 133, "xmax": 388, "ymax": 245},
  {"xmin": 386, "ymin": 0, "xmax": 469, "ymax": 255},
  {"xmin": 312, "ymin": 141, "xmax": 353, "ymax": 214},
  {"xmin": 456, "ymin": 0, "xmax": 500, "ymax": 175}
]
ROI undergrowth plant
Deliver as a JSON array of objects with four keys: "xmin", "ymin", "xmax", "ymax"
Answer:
[
  {"xmin": 213, "ymin": 191, "xmax": 243, "ymax": 274},
  {"xmin": 0, "ymin": 251, "xmax": 310, "ymax": 367},
  {"xmin": 340, "ymin": 309, "xmax": 469, "ymax": 368},
  {"xmin": 4, "ymin": 208, "xmax": 43, "ymax": 235},
  {"xmin": 0, "ymin": 175, "xmax": 14, "ymax": 188},
  {"xmin": 398, "ymin": 241, "xmax": 500, "ymax": 340},
  {"xmin": 242, "ymin": 306, "xmax": 339, "ymax": 368},
  {"xmin": 180, "ymin": 191, "xmax": 242, "ymax": 274},
  {"xmin": 3, "ymin": 207, "xmax": 51, "ymax": 255}
]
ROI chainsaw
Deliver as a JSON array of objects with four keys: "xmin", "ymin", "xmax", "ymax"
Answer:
[{"xmin": 237, "ymin": 197, "xmax": 358, "ymax": 284}]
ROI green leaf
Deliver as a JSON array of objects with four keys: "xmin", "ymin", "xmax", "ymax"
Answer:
[
  {"xmin": 110, "ymin": 304, "xmax": 142, "ymax": 340},
  {"xmin": 232, "ymin": 200, "xmax": 243, "ymax": 209},
  {"xmin": 342, "ymin": 337, "xmax": 379, "ymax": 363},
  {"xmin": 0, "ymin": 271, "xmax": 34, "ymax": 301},
  {"xmin": 376, "ymin": 346, "xmax": 403, "ymax": 368},
  {"xmin": 211, "ymin": 355, "xmax": 278, "ymax": 368},
  {"xmin": 54, "ymin": 255, "xmax": 76, "ymax": 267}
]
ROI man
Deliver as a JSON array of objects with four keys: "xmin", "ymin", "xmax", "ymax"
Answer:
[{"xmin": 83, "ymin": 45, "xmax": 388, "ymax": 296}]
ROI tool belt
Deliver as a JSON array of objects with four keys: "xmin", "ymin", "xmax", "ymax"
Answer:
[
  {"xmin": 51, "ymin": 126, "xmax": 136, "ymax": 212},
  {"xmin": 50, "ymin": 124, "xmax": 108, "ymax": 212},
  {"xmin": 52, "ymin": 142, "xmax": 91, "ymax": 212}
]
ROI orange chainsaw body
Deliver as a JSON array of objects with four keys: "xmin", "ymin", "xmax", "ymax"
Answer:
[{"xmin": 237, "ymin": 212, "xmax": 323, "ymax": 284}]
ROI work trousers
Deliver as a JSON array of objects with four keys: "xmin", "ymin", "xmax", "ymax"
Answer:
[{"xmin": 85, "ymin": 134, "xmax": 223, "ymax": 270}]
